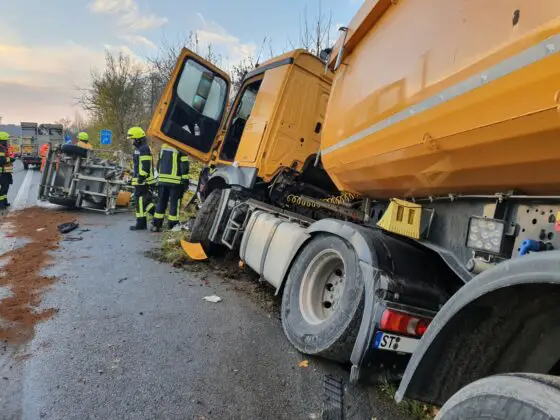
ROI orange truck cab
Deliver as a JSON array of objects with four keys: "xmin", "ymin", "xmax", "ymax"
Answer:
[{"xmin": 149, "ymin": 49, "xmax": 333, "ymax": 197}]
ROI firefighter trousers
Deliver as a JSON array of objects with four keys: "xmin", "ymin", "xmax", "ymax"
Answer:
[
  {"xmin": 152, "ymin": 185, "xmax": 183, "ymax": 229},
  {"xmin": 0, "ymin": 173, "xmax": 12, "ymax": 209},
  {"xmin": 133, "ymin": 185, "xmax": 155, "ymax": 228}
]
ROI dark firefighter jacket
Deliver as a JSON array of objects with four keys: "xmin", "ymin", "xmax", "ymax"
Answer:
[
  {"xmin": 132, "ymin": 144, "xmax": 155, "ymax": 186},
  {"xmin": 157, "ymin": 145, "xmax": 189, "ymax": 187}
]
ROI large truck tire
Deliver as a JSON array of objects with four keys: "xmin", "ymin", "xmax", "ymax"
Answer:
[
  {"xmin": 281, "ymin": 234, "xmax": 364, "ymax": 362},
  {"xmin": 437, "ymin": 374, "xmax": 560, "ymax": 420},
  {"xmin": 189, "ymin": 188, "xmax": 224, "ymax": 256}
]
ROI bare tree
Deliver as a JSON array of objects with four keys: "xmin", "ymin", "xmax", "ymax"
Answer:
[
  {"xmin": 54, "ymin": 117, "xmax": 72, "ymax": 130},
  {"xmin": 291, "ymin": 1, "xmax": 333, "ymax": 57},
  {"xmin": 230, "ymin": 56, "xmax": 256, "ymax": 95},
  {"xmin": 79, "ymin": 51, "xmax": 147, "ymax": 153}
]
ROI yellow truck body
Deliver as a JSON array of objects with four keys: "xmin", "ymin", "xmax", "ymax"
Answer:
[{"xmin": 322, "ymin": 0, "xmax": 560, "ymax": 198}]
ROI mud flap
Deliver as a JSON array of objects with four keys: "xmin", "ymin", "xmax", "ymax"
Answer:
[
  {"xmin": 181, "ymin": 240, "xmax": 208, "ymax": 261},
  {"xmin": 349, "ymin": 261, "xmax": 381, "ymax": 383}
]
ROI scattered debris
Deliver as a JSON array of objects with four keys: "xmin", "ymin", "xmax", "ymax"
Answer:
[
  {"xmin": 57, "ymin": 222, "xmax": 79, "ymax": 234},
  {"xmin": 238, "ymin": 260, "xmax": 245, "ymax": 269},
  {"xmin": 203, "ymin": 295, "xmax": 222, "ymax": 303},
  {"xmin": 118, "ymin": 277, "xmax": 128, "ymax": 283},
  {"xmin": 171, "ymin": 223, "xmax": 188, "ymax": 232},
  {"xmin": 297, "ymin": 360, "xmax": 309, "ymax": 368},
  {"xmin": 63, "ymin": 236, "xmax": 83, "ymax": 242},
  {"xmin": 36, "ymin": 228, "xmax": 46, "ymax": 232}
]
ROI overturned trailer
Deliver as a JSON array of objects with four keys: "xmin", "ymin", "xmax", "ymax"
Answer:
[{"xmin": 38, "ymin": 144, "xmax": 132, "ymax": 214}]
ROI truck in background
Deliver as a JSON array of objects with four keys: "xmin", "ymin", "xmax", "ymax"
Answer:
[
  {"xmin": 150, "ymin": 1, "xmax": 560, "ymax": 418},
  {"xmin": 9, "ymin": 137, "xmax": 21, "ymax": 159},
  {"xmin": 20, "ymin": 122, "xmax": 64, "ymax": 170}
]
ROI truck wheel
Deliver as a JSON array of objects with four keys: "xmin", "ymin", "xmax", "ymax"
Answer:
[
  {"xmin": 437, "ymin": 374, "xmax": 560, "ymax": 420},
  {"xmin": 189, "ymin": 188, "xmax": 224, "ymax": 255},
  {"xmin": 281, "ymin": 234, "xmax": 364, "ymax": 362}
]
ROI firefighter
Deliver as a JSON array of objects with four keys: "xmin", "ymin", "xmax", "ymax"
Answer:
[
  {"xmin": 128, "ymin": 127, "xmax": 156, "ymax": 230},
  {"xmin": 0, "ymin": 132, "xmax": 13, "ymax": 209},
  {"xmin": 151, "ymin": 145, "xmax": 190, "ymax": 232},
  {"xmin": 77, "ymin": 132, "xmax": 93, "ymax": 150}
]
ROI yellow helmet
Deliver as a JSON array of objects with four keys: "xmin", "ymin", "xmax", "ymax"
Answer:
[
  {"xmin": 0, "ymin": 132, "xmax": 9, "ymax": 141},
  {"xmin": 127, "ymin": 127, "xmax": 146, "ymax": 140},
  {"xmin": 78, "ymin": 132, "xmax": 89, "ymax": 142}
]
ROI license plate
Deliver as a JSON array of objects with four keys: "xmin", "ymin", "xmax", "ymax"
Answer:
[{"xmin": 373, "ymin": 331, "xmax": 419, "ymax": 354}]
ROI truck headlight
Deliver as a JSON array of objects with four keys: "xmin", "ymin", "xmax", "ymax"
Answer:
[{"xmin": 466, "ymin": 217, "xmax": 505, "ymax": 254}]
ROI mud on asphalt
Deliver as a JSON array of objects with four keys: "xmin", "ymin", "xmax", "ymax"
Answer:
[{"xmin": 0, "ymin": 207, "xmax": 77, "ymax": 343}]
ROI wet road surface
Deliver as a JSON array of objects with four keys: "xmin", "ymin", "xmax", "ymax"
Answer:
[{"xmin": 0, "ymin": 179, "xmax": 413, "ymax": 419}]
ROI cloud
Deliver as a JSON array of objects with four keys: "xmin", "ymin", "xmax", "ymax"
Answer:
[
  {"xmin": 0, "ymin": 82, "xmax": 78, "ymax": 124},
  {"xmin": 0, "ymin": 40, "xmax": 107, "ymax": 123},
  {"xmin": 0, "ymin": 43, "xmax": 105, "ymax": 87},
  {"xmin": 119, "ymin": 14, "xmax": 167, "ymax": 31},
  {"xmin": 195, "ymin": 13, "xmax": 257, "ymax": 68},
  {"xmin": 89, "ymin": 0, "xmax": 167, "ymax": 32},
  {"xmin": 89, "ymin": 0, "xmax": 134, "ymax": 14},
  {"xmin": 119, "ymin": 35, "xmax": 156, "ymax": 49}
]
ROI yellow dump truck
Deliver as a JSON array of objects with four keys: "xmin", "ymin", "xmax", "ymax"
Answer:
[{"xmin": 150, "ymin": 1, "xmax": 560, "ymax": 417}]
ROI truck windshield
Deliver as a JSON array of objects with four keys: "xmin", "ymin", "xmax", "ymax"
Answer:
[{"xmin": 220, "ymin": 79, "xmax": 262, "ymax": 161}]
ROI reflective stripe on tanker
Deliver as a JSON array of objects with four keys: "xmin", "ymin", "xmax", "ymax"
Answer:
[{"xmin": 321, "ymin": 34, "xmax": 560, "ymax": 157}]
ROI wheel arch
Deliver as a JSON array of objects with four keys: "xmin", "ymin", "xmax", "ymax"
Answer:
[
  {"xmin": 274, "ymin": 219, "xmax": 448, "ymax": 375},
  {"xmin": 274, "ymin": 219, "xmax": 382, "ymax": 297},
  {"xmin": 396, "ymin": 251, "xmax": 560, "ymax": 406}
]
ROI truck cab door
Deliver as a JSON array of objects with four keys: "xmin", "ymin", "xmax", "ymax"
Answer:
[{"xmin": 148, "ymin": 48, "xmax": 231, "ymax": 163}]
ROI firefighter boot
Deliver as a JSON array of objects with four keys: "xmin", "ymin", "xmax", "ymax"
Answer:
[{"xmin": 130, "ymin": 217, "xmax": 148, "ymax": 231}]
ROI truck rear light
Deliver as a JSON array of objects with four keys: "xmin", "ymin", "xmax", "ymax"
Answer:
[{"xmin": 380, "ymin": 309, "xmax": 431, "ymax": 337}]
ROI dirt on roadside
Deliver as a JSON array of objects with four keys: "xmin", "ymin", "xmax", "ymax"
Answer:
[
  {"xmin": 146, "ymin": 245, "xmax": 280, "ymax": 316},
  {"xmin": 0, "ymin": 207, "xmax": 75, "ymax": 343}
]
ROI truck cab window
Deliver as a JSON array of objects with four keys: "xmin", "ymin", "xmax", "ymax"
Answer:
[
  {"xmin": 163, "ymin": 59, "xmax": 228, "ymax": 153},
  {"xmin": 220, "ymin": 79, "xmax": 262, "ymax": 161}
]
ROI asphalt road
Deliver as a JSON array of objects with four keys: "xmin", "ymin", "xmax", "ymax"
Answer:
[
  {"xmin": 7, "ymin": 160, "xmax": 43, "ymax": 210},
  {"xmin": 0, "ymin": 162, "xmax": 413, "ymax": 420}
]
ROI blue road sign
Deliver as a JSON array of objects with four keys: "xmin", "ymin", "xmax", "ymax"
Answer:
[
  {"xmin": 65, "ymin": 134, "xmax": 72, "ymax": 144},
  {"xmin": 100, "ymin": 129, "xmax": 112, "ymax": 145}
]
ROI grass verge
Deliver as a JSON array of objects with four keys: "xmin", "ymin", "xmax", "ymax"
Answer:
[{"xmin": 379, "ymin": 379, "xmax": 439, "ymax": 419}]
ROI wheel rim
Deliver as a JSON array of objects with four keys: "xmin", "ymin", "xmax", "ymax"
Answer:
[{"xmin": 299, "ymin": 249, "xmax": 345, "ymax": 325}]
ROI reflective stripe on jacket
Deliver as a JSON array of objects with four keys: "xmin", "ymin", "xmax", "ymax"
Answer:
[
  {"xmin": 132, "ymin": 144, "xmax": 155, "ymax": 186},
  {"xmin": 157, "ymin": 145, "xmax": 189, "ymax": 186}
]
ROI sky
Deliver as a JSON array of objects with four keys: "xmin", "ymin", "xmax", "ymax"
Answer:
[{"xmin": 0, "ymin": 0, "xmax": 363, "ymax": 124}]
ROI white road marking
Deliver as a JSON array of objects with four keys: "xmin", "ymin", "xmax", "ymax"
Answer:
[{"xmin": 11, "ymin": 169, "xmax": 33, "ymax": 210}]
